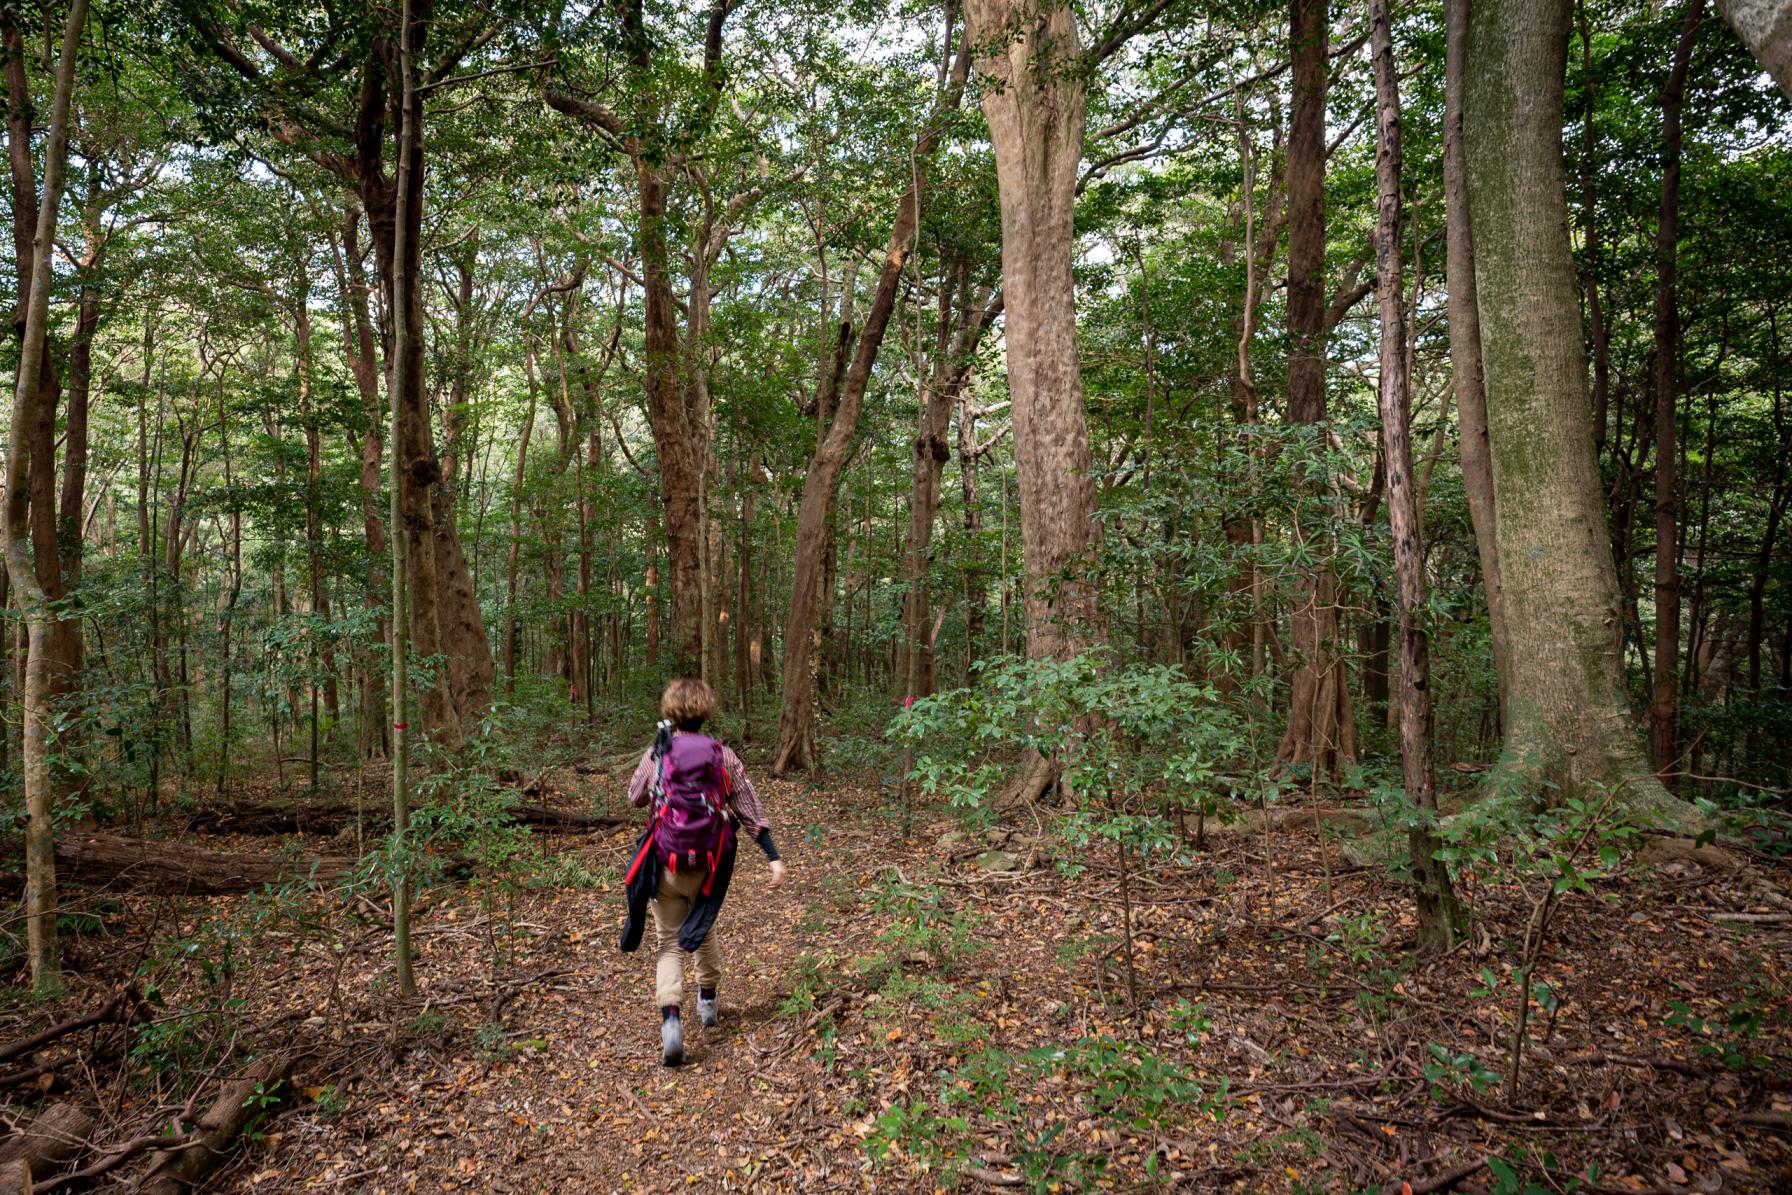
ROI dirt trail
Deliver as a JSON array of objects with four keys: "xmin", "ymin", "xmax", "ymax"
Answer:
[
  {"xmin": 152, "ymin": 775, "xmax": 1792, "ymax": 1194},
  {"xmin": 230, "ymin": 778, "xmax": 904, "ymax": 1193}
]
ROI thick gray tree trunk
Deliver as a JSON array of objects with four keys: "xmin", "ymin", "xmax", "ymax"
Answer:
[
  {"xmin": 1716, "ymin": 0, "xmax": 1792, "ymax": 96},
  {"xmin": 1444, "ymin": 0, "xmax": 1509, "ymax": 729},
  {"xmin": 1464, "ymin": 0, "xmax": 1698, "ymax": 828}
]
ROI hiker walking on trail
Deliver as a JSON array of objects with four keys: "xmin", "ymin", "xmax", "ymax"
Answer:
[{"xmin": 621, "ymin": 678, "xmax": 785, "ymax": 1066}]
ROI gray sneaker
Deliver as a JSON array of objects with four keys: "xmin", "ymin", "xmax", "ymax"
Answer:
[
  {"xmin": 697, "ymin": 992, "xmax": 719, "ymax": 1028},
  {"xmin": 660, "ymin": 1016, "xmax": 684, "ymax": 1067}
]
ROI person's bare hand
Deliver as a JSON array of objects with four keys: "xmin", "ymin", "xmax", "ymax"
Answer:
[{"xmin": 768, "ymin": 860, "xmax": 788, "ymax": 891}]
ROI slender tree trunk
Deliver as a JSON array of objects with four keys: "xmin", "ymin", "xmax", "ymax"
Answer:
[
  {"xmin": 0, "ymin": 0, "xmax": 90, "ymax": 996},
  {"xmin": 898, "ymin": 266, "xmax": 998, "ymax": 699},
  {"xmin": 1650, "ymin": 0, "xmax": 1703, "ymax": 784},
  {"xmin": 390, "ymin": 0, "xmax": 417, "ymax": 997},
  {"xmin": 1748, "ymin": 318, "xmax": 1788, "ymax": 694},
  {"xmin": 736, "ymin": 482, "xmax": 754, "ymax": 710},
  {"xmin": 958, "ymin": 393, "xmax": 988, "ymax": 654},
  {"xmin": 1372, "ymin": 0, "xmax": 1461, "ymax": 949},
  {"xmin": 1446, "ymin": 0, "xmax": 1509, "ymax": 729},
  {"xmin": 1576, "ymin": 1, "xmax": 1614, "ymax": 461},
  {"xmin": 5, "ymin": 7, "xmax": 78, "ymax": 790},
  {"xmin": 770, "ymin": 157, "xmax": 937, "ymax": 774},
  {"xmin": 506, "ymin": 345, "xmax": 539, "ymax": 682},
  {"xmin": 772, "ymin": 27, "xmax": 971, "ymax": 774},
  {"xmin": 1464, "ymin": 0, "xmax": 1697, "ymax": 827},
  {"xmin": 216, "ymin": 380, "xmax": 242, "ymax": 796}
]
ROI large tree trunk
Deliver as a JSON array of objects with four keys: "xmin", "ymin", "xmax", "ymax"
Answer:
[
  {"xmin": 1464, "ymin": 0, "xmax": 1697, "ymax": 827},
  {"xmin": 639, "ymin": 158, "xmax": 707, "ymax": 676},
  {"xmin": 431, "ymin": 257, "xmax": 495, "ymax": 723},
  {"xmin": 966, "ymin": 0, "xmax": 1102, "ymax": 670},
  {"xmin": 1445, "ymin": 0, "xmax": 1508, "ymax": 730},
  {"xmin": 965, "ymin": 0, "xmax": 1102, "ymax": 807},
  {"xmin": 1715, "ymin": 0, "xmax": 1792, "ymax": 97},
  {"xmin": 1277, "ymin": 0, "xmax": 1357, "ymax": 775},
  {"xmin": 0, "ymin": 0, "xmax": 89, "ymax": 997},
  {"xmin": 1649, "ymin": 0, "xmax": 1703, "ymax": 784},
  {"xmin": 1371, "ymin": 0, "xmax": 1461, "ymax": 951},
  {"xmin": 364, "ymin": 54, "xmax": 461, "ymax": 745},
  {"xmin": 335, "ymin": 207, "xmax": 389, "ymax": 759}
]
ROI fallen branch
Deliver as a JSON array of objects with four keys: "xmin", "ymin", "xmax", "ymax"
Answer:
[
  {"xmin": 1736, "ymin": 1109, "xmax": 1792, "ymax": 1134},
  {"xmin": 1582, "ymin": 1052, "xmax": 1711, "ymax": 1078},
  {"xmin": 0, "ymin": 989, "xmax": 133, "ymax": 1066},
  {"xmin": 1699, "ymin": 909, "xmax": 1792, "ymax": 924},
  {"xmin": 137, "ymin": 1053, "xmax": 291, "ymax": 1195},
  {"xmin": 964, "ymin": 1163, "xmax": 1026, "ymax": 1187},
  {"xmin": 188, "ymin": 799, "xmax": 626, "ymax": 838},
  {"xmin": 1380, "ymin": 1157, "xmax": 1488, "ymax": 1194},
  {"xmin": 31, "ymin": 1130, "xmax": 194, "ymax": 1194},
  {"xmin": 54, "ymin": 834, "xmax": 353, "ymax": 895},
  {"xmin": 0, "ymin": 1104, "xmax": 96, "ymax": 1195}
]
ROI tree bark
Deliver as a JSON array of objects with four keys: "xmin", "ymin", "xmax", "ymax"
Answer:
[
  {"xmin": 0, "ymin": 0, "xmax": 89, "ymax": 996},
  {"xmin": 430, "ymin": 256, "xmax": 494, "ymax": 722},
  {"xmin": 897, "ymin": 266, "xmax": 999, "ymax": 700},
  {"xmin": 1277, "ymin": 0, "xmax": 1357, "ymax": 775},
  {"xmin": 362, "ymin": 44, "xmax": 460, "ymax": 746},
  {"xmin": 1464, "ymin": 0, "xmax": 1698, "ymax": 827},
  {"xmin": 1715, "ymin": 0, "xmax": 1792, "ymax": 97},
  {"xmin": 1445, "ymin": 0, "xmax": 1508, "ymax": 729},
  {"xmin": 771, "ymin": 22, "xmax": 972, "ymax": 774},
  {"xmin": 389, "ymin": 0, "xmax": 418, "ymax": 997},
  {"xmin": 138, "ymin": 1055, "xmax": 292, "ymax": 1195},
  {"xmin": 1650, "ymin": 0, "xmax": 1703, "ymax": 784},
  {"xmin": 965, "ymin": 0, "xmax": 1103, "ymax": 672},
  {"xmin": 505, "ymin": 345, "xmax": 540, "ymax": 682},
  {"xmin": 769, "ymin": 150, "xmax": 940, "ymax": 774},
  {"xmin": 335, "ymin": 208, "xmax": 390, "ymax": 759},
  {"xmin": 4, "ymin": 9, "xmax": 79, "ymax": 793},
  {"xmin": 1371, "ymin": 0, "xmax": 1461, "ymax": 950},
  {"xmin": 0, "ymin": 1103, "xmax": 94, "ymax": 1192},
  {"xmin": 1748, "ymin": 316, "xmax": 1788, "ymax": 694}
]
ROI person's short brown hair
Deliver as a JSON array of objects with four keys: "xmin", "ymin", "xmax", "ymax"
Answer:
[{"xmin": 660, "ymin": 677, "xmax": 717, "ymax": 728}]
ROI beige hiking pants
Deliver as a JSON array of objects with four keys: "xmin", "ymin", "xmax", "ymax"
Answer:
[{"xmin": 652, "ymin": 865, "xmax": 722, "ymax": 1008}]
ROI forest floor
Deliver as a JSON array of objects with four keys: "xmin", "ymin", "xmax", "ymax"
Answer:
[{"xmin": 9, "ymin": 755, "xmax": 1792, "ymax": 1194}]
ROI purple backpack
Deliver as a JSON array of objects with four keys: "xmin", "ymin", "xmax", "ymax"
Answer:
[{"xmin": 650, "ymin": 731, "xmax": 734, "ymax": 875}]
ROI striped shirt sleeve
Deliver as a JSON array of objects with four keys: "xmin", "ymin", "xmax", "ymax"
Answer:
[
  {"xmin": 721, "ymin": 746, "xmax": 770, "ymax": 837},
  {"xmin": 625, "ymin": 749, "xmax": 655, "ymax": 808}
]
